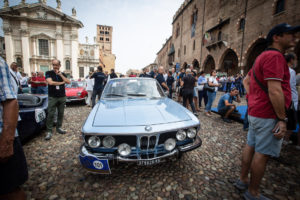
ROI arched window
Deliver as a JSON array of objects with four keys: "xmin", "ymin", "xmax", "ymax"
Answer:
[
  {"xmin": 176, "ymin": 23, "xmax": 180, "ymax": 38},
  {"xmin": 218, "ymin": 31, "xmax": 222, "ymax": 41},
  {"xmin": 239, "ymin": 18, "xmax": 245, "ymax": 30},
  {"xmin": 65, "ymin": 60, "xmax": 70, "ymax": 70},
  {"xmin": 16, "ymin": 57, "xmax": 22, "ymax": 68},
  {"xmin": 275, "ymin": 0, "xmax": 285, "ymax": 14}
]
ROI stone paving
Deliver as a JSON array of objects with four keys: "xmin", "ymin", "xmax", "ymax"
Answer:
[{"xmin": 22, "ymin": 93, "xmax": 300, "ymax": 200}]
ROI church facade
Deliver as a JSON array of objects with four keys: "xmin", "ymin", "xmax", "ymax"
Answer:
[{"xmin": 0, "ymin": 0, "xmax": 84, "ymax": 78}]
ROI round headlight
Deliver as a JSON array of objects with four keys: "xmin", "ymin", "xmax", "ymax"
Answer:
[
  {"xmin": 164, "ymin": 138, "xmax": 176, "ymax": 151},
  {"xmin": 176, "ymin": 130, "xmax": 186, "ymax": 141},
  {"xmin": 88, "ymin": 136, "xmax": 101, "ymax": 148},
  {"xmin": 118, "ymin": 143, "xmax": 131, "ymax": 156},
  {"xmin": 187, "ymin": 128, "xmax": 197, "ymax": 138},
  {"xmin": 103, "ymin": 136, "xmax": 116, "ymax": 148}
]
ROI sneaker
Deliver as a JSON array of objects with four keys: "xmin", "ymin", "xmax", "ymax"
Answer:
[
  {"xmin": 57, "ymin": 128, "xmax": 66, "ymax": 134},
  {"xmin": 223, "ymin": 118, "xmax": 232, "ymax": 123},
  {"xmin": 295, "ymin": 145, "xmax": 300, "ymax": 150},
  {"xmin": 233, "ymin": 179, "xmax": 248, "ymax": 190},
  {"xmin": 45, "ymin": 132, "xmax": 52, "ymax": 140},
  {"xmin": 243, "ymin": 190, "xmax": 270, "ymax": 200}
]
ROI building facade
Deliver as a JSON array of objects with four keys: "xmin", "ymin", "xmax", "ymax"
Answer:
[
  {"xmin": 156, "ymin": 36, "xmax": 174, "ymax": 71},
  {"xmin": 78, "ymin": 37, "xmax": 99, "ymax": 78},
  {"xmin": 96, "ymin": 24, "xmax": 116, "ymax": 74},
  {"xmin": 156, "ymin": 0, "xmax": 300, "ymax": 75},
  {"xmin": 0, "ymin": 0, "xmax": 83, "ymax": 78}
]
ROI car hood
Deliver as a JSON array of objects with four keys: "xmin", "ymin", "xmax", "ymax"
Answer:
[
  {"xmin": 92, "ymin": 98, "xmax": 191, "ymax": 127},
  {"xmin": 66, "ymin": 87, "xmax": 83, "ymax": 96}
]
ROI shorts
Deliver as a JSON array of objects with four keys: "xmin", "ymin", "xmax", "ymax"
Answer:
[
  {"xmin": 193, "ymin": 87, "xmax": 198, "ymax": 97},
  {"xmin": 218, "ymin": 106, "xmax": 231, "ymax": 116},
  {"xmin": 0, "ymin": 137, "xmax": 28, "ymax": 195},
  {"xmin": 247, "ymin": 115, "xmax": 283, "ymax": 157}
]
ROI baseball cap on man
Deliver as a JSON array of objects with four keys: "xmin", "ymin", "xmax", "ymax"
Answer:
[{"xmin": 266, "ymin": 23, "xmax": 300, "ymax": 42}]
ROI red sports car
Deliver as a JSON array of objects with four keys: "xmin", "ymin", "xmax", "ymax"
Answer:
[{"xmin": 65, "ymin": 81, "xmax": 88, "ymax": 104}]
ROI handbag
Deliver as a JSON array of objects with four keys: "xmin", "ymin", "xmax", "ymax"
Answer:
[
  {"xmin": 196, "ymin": 85, "xmax": 204, "ymax": 91},
  {"xmin": 253, "ymin": 67, "xmax": 296, "ymax": 130},
  {"xmin": 204, "ymin": 83, "xmax": 215, "ymax": 92}
]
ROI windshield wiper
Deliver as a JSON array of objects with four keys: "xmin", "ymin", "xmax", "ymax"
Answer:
[
  {"xmin": 127, "ymin": 93, "xmax": 147, "ymax": 96},
  {"xmin": 105, "ymin": 93, "xmax": 125, "ymax": 97}
]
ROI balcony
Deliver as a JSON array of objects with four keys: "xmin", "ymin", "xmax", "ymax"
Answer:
[{"xmin": 205, "ymin": 33, "xmax": 228, "ymax": 51}]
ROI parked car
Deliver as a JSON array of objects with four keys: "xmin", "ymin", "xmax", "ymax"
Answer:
[
  {"xmin": 79, "ymin": 78, "xmax": 202, "ymax": 174},
  {"xmin": 17, "ymin": 94, "xmax": 48, "ymax": 142},
  {"xmin": 65, "ymin": 81, "xmax": 88, "ymax": 104}
]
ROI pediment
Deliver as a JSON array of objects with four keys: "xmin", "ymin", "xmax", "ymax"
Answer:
[
  {"xmin": 31, "ymin": 33, "xmax": 55, "ymax": 40},
  {"xmin": 0, "ymin": 3, "xmax": 83, "ymax": 27}
]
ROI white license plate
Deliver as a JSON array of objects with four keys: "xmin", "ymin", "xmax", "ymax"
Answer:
[
  {"xmin": 35, "ymin": 109, "xmax": 46, "ymax": 123},
  {"xmin": 138, "ymin": 158, "xmax": 160, "ymax": 166}
]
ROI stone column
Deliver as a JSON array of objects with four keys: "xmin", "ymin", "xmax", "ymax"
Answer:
[
  {"xmin": 32, "ymin": 38, "xmax": 37, "ymax": 57},
  {"xmin": 4, "ymin": 31, "xmax": 14, "ymax": 65},
  {"xmin": 20, "ymin": 17, "xmax": 30, "ymax": 74},
  {"xmin": 21, "ymin": 29, "xmax": 30, "ymax": 74},
  {"xmin": 55, "ymin": 25, "xmax": 64, "ymax": 70},
  {"xmin": 50, "ymin": 40, "xmax": 55, "ymax": 59},
  {"xmin": 71, "ymin": 32, "xmax": 79, "ymax": 79}
]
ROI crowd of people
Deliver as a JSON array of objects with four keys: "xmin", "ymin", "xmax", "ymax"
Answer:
[{"xmin": 0, "ymin": 23, "xmax": 300, "ymax": 199}]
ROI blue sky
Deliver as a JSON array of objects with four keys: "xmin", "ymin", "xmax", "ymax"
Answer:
[{"xmin": 0, "ymin": 0, "xmax": 183, "ymax": 73}]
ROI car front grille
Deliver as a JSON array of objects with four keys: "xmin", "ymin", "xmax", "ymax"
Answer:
[{"xmin": 139, "ymin": 135, "xmax": 157, "ymax": 150}]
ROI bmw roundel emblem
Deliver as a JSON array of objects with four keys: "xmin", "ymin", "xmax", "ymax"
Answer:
[{"xmin": 145, "ymin": 126, "xmax": 152, "ymax": 131}]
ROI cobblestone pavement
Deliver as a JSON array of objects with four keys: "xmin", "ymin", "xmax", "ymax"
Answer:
[{"xmin": 22, "ymin": 93, "xmax": 300, "ymax": 200}]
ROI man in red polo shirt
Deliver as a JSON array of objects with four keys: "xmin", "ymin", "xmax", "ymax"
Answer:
[
  {"xmin": 28, "ymin": 72, "xmax": 38, "ymax": 94},
  {"xmin": 36, "ymin": 71, "xmax": 47, "ymax": 94},
  {"xmin": 235, "ymin": 23, "xmax": 300, "ymax": 200}
]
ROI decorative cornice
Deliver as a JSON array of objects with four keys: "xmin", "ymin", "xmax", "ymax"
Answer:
[
  {"xmin": 3, "ymin": 26, "xmax": 12, "ymax": 34},
  {"xmin": 0, "ymin": 3, "xmax": 84, "ymax": 28},
  {"xmin": 20, "ymin": 28, "xmax": 29, "ymax": 36}
]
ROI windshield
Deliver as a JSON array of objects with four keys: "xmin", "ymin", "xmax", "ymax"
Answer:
[
  {"xmin": 66, "ymin": 81, "xmax": 85, "ymax": 88},
  {"xmin": 103, "ymin": 78, "xmax": 165, "ymax": 99}
]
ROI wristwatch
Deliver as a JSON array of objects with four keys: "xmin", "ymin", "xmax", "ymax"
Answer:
[{"xmin": 277, "ymin": 117, "xmax": 288, "ymax": 122}]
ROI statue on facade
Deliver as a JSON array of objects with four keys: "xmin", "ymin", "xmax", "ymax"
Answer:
[
  {"xmin": 4, "ymin": 0, "xmax": 9, "ymax": 8},
  {"xmin": 72, "ymin": 7, "xmax": 76, "ymax": 16},
  {"xmin": 39, "ymin": 0, "xmax": 46, "ymax": 4},
  {"xmin": 56, "ymin": 0, "xmax": 61, "ymax": 10},
  {"xmin": 20, "ymin": 0, "xmax": 26, "ymax": 5}
]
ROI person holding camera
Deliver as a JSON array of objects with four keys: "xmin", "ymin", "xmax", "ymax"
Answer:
[
  {"xmin": 90, "ymin": 66, "xmax": 106, "ymax": 107},
  {"xmin": 217, "ymin": 87, "xmax": 241, "ymax": 123}
]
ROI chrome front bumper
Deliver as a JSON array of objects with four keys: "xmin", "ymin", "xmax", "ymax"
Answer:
[
  {"xmin": 80, "ymin": 136, "xmax": 202, "ymax": 163},
  {"xmin": 66, "ymin": 97, "xmax": 85, "ymax": 102}
]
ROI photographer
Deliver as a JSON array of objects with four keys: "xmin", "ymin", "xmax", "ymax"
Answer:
[
  {"xmin": 90, "ymin": 66, "xmax": 106, "ymax": 108},
  {"xmin": 217, "ymin": 87, "xmax": 241, "ymax": 123}
]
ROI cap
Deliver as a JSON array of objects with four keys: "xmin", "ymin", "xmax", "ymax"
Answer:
[{"xmin": 266, "ymin": 23, "xmax": 300, "ymax": 42}]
